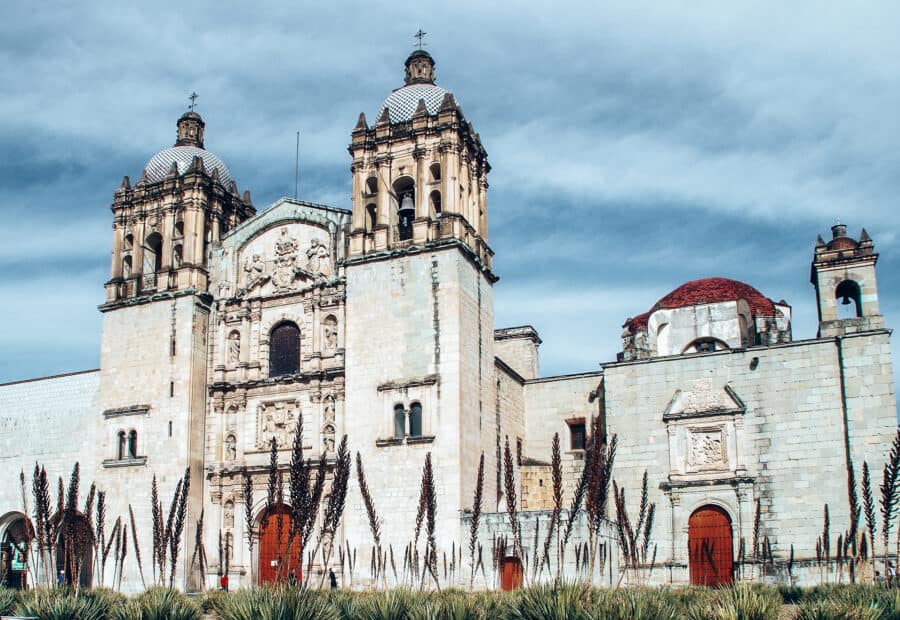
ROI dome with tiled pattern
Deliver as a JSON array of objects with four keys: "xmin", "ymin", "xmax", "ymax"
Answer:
[{"xmin": 144, "ymin": 146, "xmax": 232, "ymax": 185}]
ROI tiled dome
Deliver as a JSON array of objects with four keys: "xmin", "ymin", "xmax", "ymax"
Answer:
[
  {"xmin": 379, "ymin": 84, "xmax": 451, "ymax": 123},
  {"xmin": 144, "ymin": 146, "xmax": 232, "ymax": 185}
]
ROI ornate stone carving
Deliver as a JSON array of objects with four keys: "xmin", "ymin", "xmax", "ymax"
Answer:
[
  {"xmin": 224, "ymin": 500, "xmax": 235, "ymax": 527},
  {"xmin": 227, "ymin": 331, "xmax": 240, "ymax": 364},
  {"xmin": 322, "ymin": 424, "xmax": 336, "ymax": 453},
  {"xmin": 257, "ymin": 399, "xmax": 299, "ymax": 449},
  {"xmin": 689, "ymin": 428, "xmax": 726, "ymax": 468},
  {"xmin": 323, "ymin": 315, "xmax": 338, "ymax": 352},
  {"xmin": 323, "ymin": 395, "xmax": 335, "ymax": 424},
  {"xmin": 306, "ymin": 238, "xmax": 331, "ymax": 276},
  {"xmin": 225, "ymin": 434, "xmax": 236, "ymax": 461},
  {"xmin": 272, "ymin": 228, "xmax": 302, "ymax": 291},
  {"xmin": 243, "ymin": 254, "xmax": 267, "ymax": 288}
]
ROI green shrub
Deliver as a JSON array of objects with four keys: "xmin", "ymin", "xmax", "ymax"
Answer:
[
  {"xmin": 684, "ymin": 584, "xmax": 781, "ymax": 620},
  {"xmin": 215, "ymin": 585, "xmax": 338, "ymax": 620},
  {"xmin": 0, "ymin": 587, "xmax": 16, "ymax": 614},
  {"xmin": 16, "ymin": 587, "xmax": 110, "ymax": 620},
  {"xmin": 795, "ymin": 599, "xmax": 882, "ymax": 620}
]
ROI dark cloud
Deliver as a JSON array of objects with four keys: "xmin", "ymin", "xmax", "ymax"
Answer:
[{"xmin": 1, "ymin": 1, "xmax": 898, "ymax": 402}]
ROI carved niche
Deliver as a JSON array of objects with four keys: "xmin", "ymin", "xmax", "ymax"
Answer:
[{"xmin": 256, "ymin": 399, "xmax": 299, "ymax": 449}]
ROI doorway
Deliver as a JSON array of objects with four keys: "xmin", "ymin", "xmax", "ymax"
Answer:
[{"xmin": 688, "ymin": 505, "xmax": 734, "ymax": 586}]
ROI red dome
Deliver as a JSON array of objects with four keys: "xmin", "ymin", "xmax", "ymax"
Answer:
[
  {"xmin": 828, "ymin": 237, "xmax": 858, "ymax": 251},
  {"xmin": 625, "ymin": 277, "xmax": 779, "ymax": 331}
]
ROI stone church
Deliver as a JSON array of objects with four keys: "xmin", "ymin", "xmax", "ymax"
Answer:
[{"xmin": 0, "ymin": 49, "xmax": 896, "ymax": 590}]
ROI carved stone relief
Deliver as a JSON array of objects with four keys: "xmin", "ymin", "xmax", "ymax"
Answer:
[
  {"xmin": 225, "ymin": 434, "xmax": 236, "ymax": 461},
  {"xmin": 224, "ymin": 500, "xmax": 235, "ymax": 527},
  {"xmin": 688, "ymin": 428, "xmax": 726, "ymax": 469},
  {"xmin": 323, "ymin": 395, "xmax": 335, "ymax": 424},
  {"xmin": 322, "ymin": 424, "xmax": 336, "ymax": 453},
  {"xmin": 227, "ymin": 331, "xmax": 241, "ymax": 364},
  {"xmin": 323, "ymin": 315, "xmax": 338, "ymax": 352},
  {"xmin": 257, "ymin": 399, "xmax": 299, "ymax": 449},
  {"xmin": 306, "ymin": 238, "xmax": 331, "ymax": 276}
]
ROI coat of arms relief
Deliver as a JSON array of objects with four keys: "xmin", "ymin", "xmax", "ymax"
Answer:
[{"xmin": 256, "ymin": 399, "xmax": 299, "ymax": 449}]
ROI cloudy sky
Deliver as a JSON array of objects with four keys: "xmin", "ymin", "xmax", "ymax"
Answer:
[{"xmin": 1, "ymin": 2, "xmax": 899, "ymax": 394}]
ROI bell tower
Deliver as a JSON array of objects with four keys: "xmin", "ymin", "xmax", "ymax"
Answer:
[
  {"xmin": 343, "ymin": 49, "xmax": 499, "ymax": 556},
  {"xmin": 811, "ymin": 223, "xmax": 884, "ymax": 337},
  {"xmin": 347, "ymin": 49, "xmax": 492, "ymax": 271}
]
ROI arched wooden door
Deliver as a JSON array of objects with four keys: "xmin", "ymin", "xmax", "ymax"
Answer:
[
  {"xmin": 500, "ymin": 556, "xmax": 523, "ymax": 591},
  {"xmin": 688, "ymin": 505, "xmax": 733, "ymax": 586},
  {"xmin": 258, "ymin": 505, "xmax": 301, "ymax": 584}
]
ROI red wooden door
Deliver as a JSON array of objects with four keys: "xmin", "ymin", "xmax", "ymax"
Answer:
[
  {"xmin": 258, "ymin": 505, "xmax": 301, "ymax": 584},
  {"xmin": 500, "ymin": 556, "xmax": 523, "ymax": 591},
  {"xmin": 689, "ymin": 505, "xmax": 733, "ymax": 586}
]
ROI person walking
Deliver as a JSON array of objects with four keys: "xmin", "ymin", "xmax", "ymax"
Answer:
[
  {"xmin": 220, "ymin": 573, "xmax": 229, "ymax": 592},
  {"xmin": 329, "ymin": 568, "xmax": 337, "ymax": 590}
]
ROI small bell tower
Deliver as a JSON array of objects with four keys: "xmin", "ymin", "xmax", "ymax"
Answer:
[{"xmin": 811, "ymin": 223, "xmax": 884, "ymax": 337}]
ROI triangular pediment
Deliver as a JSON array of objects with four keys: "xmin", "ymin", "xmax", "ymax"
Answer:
[{"xmin": 664, "ymin": 379, "xmax": 745, "ymax": 420}]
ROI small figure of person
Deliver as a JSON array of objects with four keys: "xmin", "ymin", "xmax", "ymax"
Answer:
[
  {"xmin": 57, "ymin": 569, "xmax": 66, "ymax": 587},
  {"xmin": 288, "ymin": 570, "xmax": 298, "ymax": 587},
  {"xmin": 889, "ymin": 562, "xmax": 896, "ymax": 587},
  {"xmin": 329, "ymin": 568, "xmax": 337, "ymax": 590},
  {"xmin": 220, "ymin": 573, "xmax": 229, "ymax": 592}
]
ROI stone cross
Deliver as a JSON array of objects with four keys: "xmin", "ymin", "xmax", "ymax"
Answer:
[
  {"xmin": 414, "ymin": 29, "xmax": 427, "ymax": 49},
  {"xmin": 189, "ymin": 92, "xmax": 198, "ymax": 111}
]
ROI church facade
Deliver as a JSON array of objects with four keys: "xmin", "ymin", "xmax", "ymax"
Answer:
[{"xmin": 0, "ymin": 50, "xmax": 896, "ymax": 591}]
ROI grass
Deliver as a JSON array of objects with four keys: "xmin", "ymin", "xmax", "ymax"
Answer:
[{"xmin": 7, "ymin": 583, "xmax": 900, "ymax": 619}]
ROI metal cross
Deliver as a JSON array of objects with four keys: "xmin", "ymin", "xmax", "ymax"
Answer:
[
  {"xmin": 414, "ymin": 29, "xmax": 427, "ymax": 49},
  {"xmin": 189, "ymin": 92, "xmax": 198, "ymax": 111}
]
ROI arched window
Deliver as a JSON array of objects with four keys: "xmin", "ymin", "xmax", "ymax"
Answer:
[
  {"xmin": 366, "ymin": 204, "xmax": 377, "ymax": 231},
  {"xmin": 123, "ymin": 234, "xmax": 134, "ymax": 251},
  {"xmin": 269, "ymin": 322, "xmax": 301, "ymax": 377},
  {"xmin": 393, "ymin": 177, "xmax": 415, "ymax": 241},
  {"xmin": 409, "ymin": 402, "xmax": 423, "ymax": 437},
  {"xmin": 836, "ymin": 280, "xmax": 862, "ymax": 319},
  {"xmin": 394, "ymin": 404, "xmax": 405, "ymax": 439},
  {"xmin": 117, "ymin": 431, "xmax": 127, "ymax": 460},
  {"xmin": 683, "ymin": 338, "xmax": 729, "ymax": 354},
  {"xmin": 127, "ymin": 431, "xmax": 138, "ymax": 459},
  {"xmin": 429, "ymin": 163, "xmax": 441, "ymax": 182},
  {"xmin": 365, "ymin": 177, "xmax": 378, "ymax": 196},
  {"xmin": 122, "ymin": 255, "xmax": 132, "ymax": 279},
  {"xmin": 143, "ymin": 232, "xmax": 163, "ymax": 274},
  {"xmin": 429, "ymin": 190, "xmax": 441, "ymax": 217},
  {"xmin": 174, "ymin": 221, "xmax": 184, "ymax": 240}
]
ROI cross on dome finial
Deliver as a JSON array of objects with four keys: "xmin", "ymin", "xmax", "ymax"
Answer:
[
  {"xmin": 414, "ymin": 29, "xmax": 427, "ymax": 50},
  {"xmin": 189, "ymin": 92, "xmax": 198, "ymax": 112}
]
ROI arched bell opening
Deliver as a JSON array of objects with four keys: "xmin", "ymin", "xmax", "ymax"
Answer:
[
  {"xmin": 836, "ymin": 280, "xmax": 862, "ymax": 319},
  {"xmin": 143, "ymin": 232, "xmax": 163, "ymax": 274},
  {"xmin": 393, "ymin": 176, "xmax": 415, "ymax": 241}
]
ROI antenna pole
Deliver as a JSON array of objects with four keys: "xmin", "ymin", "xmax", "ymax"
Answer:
[{"xmin": 294, "ymin": 131, "xmax": 300, "ymax": 201}]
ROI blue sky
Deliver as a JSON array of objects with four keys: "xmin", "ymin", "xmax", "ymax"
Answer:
[{"xmin": 1, "ymin": 2, "xmax": 898, "ymax": 390}]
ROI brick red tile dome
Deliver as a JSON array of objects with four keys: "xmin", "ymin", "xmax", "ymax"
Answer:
[{"xmin": 625, "ymin": 277, "xmax": 778, "ymax": 331}]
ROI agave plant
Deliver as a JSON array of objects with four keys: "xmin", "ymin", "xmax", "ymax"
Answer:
[
  {"xmin": 684, "ymin": 584, "xmax": 781, "ymax": 620},
  {"xmin": 215, "ymin": 585, "xmax": 338, "ymax": 620},
  {"xmin": 0, "ymin": 587, "xmax": 15, "ymax": 615},
  {"xmin": 16, "ymin": 587, "xmax": 110, "ymax": 620}
]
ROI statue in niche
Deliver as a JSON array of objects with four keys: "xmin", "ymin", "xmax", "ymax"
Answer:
[
  {"xmin": 225, "ymin": 434, "xmax": 236, "ymax": 461},
  {"xmin": 243, "ymin": 254, "xmax": 266, "ymax": 288},
  {"xmin": 224, "ymin": 500, "xmax": 235, "ymax": 527},
  {"xmin": 323, "ymin": 396, "xmax": 335, "ymax": 423},
  {"xmin": 307, "ymin": 238, "xmax": 330, "ymax": 275},
  {"xmin": 323, "ymin": 316, "xmax": 338, "ymax": 352},
  {"xmin": 173, "ymin": 245, "xmax": 183, "ymax": 268},
  {"xmin": 322, "ymin": 424, "xmax": 335, "ymax": 453},
  {"xmin": 272, "ymin": 228, "xmax": 301, "ymax": 290},
  {"xmin": 227, "ymin": 331, "xmax": 241, "ymax": 364}
]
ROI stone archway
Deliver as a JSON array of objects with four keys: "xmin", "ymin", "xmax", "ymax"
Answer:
[
  {"xmin": 257, "ymin": 504, "xmax": 300, "ymax": 584},
  {"xmin": 1, "ymin": 513, "xmax": 32, "ymax": 589},
  {"xmin": 688, "ymin": 505, "xmax": 733, "ymax": 586}
]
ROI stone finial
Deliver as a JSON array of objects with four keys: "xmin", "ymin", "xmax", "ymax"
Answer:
[
  {"xmin": 438, "ymin": 92, "xmax": 456, "ymax": 113},
  {"xmin": 167, "ymin": 161, "xmax": 179, "ymax": 178},
  {"xmin": 404, "ymin": 49, "xmax": 435, "ymax": 85},
  {"xmin": 229, "ymin": 180, "xmax": 239, "ymax": 194},
  {"xmin": 413, "ymin": 98, "xmax": 428, "ymax": 117},
  {"xmin": 189, "ymin": 155, "xmax": 205, "ymax": 174},
  {"xmin": 376, "ymin": 107, "xmax": 391, "ymax": 125},
  {"xmin": 354, "ymin": 112, "xmax": 368, "ymax": 131},
  {"xmin": 211, "ymin": 167, "xmax": 221, "ymax": 182},
  {"xmin": 860, "ymin": 227, "xmax": 871, "ymax": 242},
  {"xmin": 242, "ymin": 190, "xmax": 252, "ymax": 204},
  {"xmin": 175, "ymin": 111, "xmax": 205, "ymax": 148},
  {"xmin": 120, "ymin": 176, "xmax": 131, "ymax": 190},
  {"xmin": 137, "ymin": 169, "xmax": 149, "ymax": 186},
  {"xmin": 816, "ymin": 234, "xmax": 826, "ymax": 247}
]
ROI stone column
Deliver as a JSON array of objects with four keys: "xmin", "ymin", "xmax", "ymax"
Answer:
[
  {"xmin": 133, "ymin": 218, "xmax": 146, "ymax": 278},
  {"xmin": 375, "ymin": 160, "xmax": 391, "ymax": 227},
  {"xmin": 414, "ymin": 148, "xmax": 428, "ymax": 219},
  {"xmin": 441, "ymin": 145, "xmax": 458, "ymax": 217},
  {"xmin": 110, "ymin": 223, "xmax": 123, "ymax": 278},
  {"xmin": 350, "ymin": 164, "xmax": 364, "ymax": 231},
  {"xmin": 161, "ymin": 207, "xmax": 175, "ymax": 272},
  {"xmin": 478, "ymin": 177, "xmax": 489, "ymax": 241}
]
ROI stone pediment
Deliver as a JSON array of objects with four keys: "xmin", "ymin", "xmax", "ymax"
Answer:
[{"xmin": 663, "ymin": 379, "xmax": 745, "ymax": 421}]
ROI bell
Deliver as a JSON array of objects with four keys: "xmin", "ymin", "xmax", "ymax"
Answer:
[
  {"xmin": 841, "ymin": 295, "xmax": 852, "ymax": 306},
  {"xmin": 399, "ymin": 192, "xmax": 414, "ymax": 214}
]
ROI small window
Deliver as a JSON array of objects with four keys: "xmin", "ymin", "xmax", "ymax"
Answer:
[
  {"xmin": 394, "ymin": 404, "xmax": 405, "ymax": 439},
  {"xmin": 127, "ymin": 431, "xmax": 138, "ymax": 459},
  {"xmin": 569, "ymin": 422, "xmax": 586, "ymax": 451},
  {"xmin": 429, "ymin": 190, "xmax": 441, "ymax": 216},
  {"xmin": 429, "ymin": 163, "xmax": 441, "ymax": 182},
  {"xmin": 365, "ymin": 177, "xmax": 378, "ymax": 196},
  {"xmin": 269, "ymin": 322, "xmax": 301, "ymax": 377},
  {"xmin": 117, "ymin": 431, "xmax": 127, "ymax": 460},
  {"xmin": 366, "ymin": 204, "xmax": 377, "ymax": 231},
  {"xmin": 409, "ymin": 402, "xmax": 423, "ymax": 437}
]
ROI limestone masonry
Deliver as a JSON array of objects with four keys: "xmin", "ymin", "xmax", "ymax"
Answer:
[{"xmin": 0, "ymin": 49, "xmax": 895, "ymax": 591}]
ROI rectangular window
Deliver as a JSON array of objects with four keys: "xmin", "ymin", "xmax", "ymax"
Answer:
[
  {"xmin": 516, "ymin": 437, "xmax": 523, "ymax": 466},
  {"xmin": 569, "ymin": 422, "xmax": 586, "ymax": 451}
]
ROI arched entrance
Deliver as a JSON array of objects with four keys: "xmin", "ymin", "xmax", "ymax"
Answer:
[
  {"xmin": 499, "ymin": 556, "xmax": 523, "ymax": 591},
  {"xmin": 55, "ymin": 512, "xmax": 94, "ymax": 588},
  {"xmin": 1, "ymin": 515, "xmax": 32, "ymax": 589},
  {"xmin": 258, "ymin": 504, "xmax": 301, "ymax": 584},
  {"xmin": 688, "ymin": 505, "xmax": 733, "ymax": 586}
]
